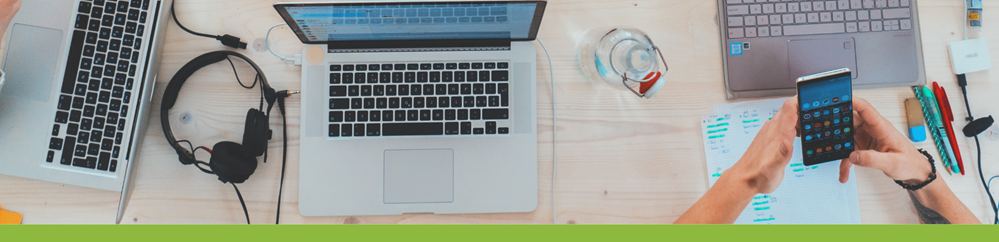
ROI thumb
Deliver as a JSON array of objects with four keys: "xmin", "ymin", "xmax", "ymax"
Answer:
[{"xmin": 847, "ymin": 150, "xmax": 897, "ymax": 173}]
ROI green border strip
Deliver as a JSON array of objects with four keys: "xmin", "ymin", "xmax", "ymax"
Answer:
[{"xmin": 0, "ymin": 225, "xmax": 996, "ymax": 242}]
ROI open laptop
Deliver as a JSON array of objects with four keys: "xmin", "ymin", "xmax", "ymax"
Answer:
[
  {"xmin": 0, "ymin": 0, "xmax": 171, "ymax": 223},
  {"xmin": 274, "ymin": 0, "xmax": 544, "ymax": 216},
  {"xmin": 718, "ymin": 0, "xmax": 926, "ymax": 99}
]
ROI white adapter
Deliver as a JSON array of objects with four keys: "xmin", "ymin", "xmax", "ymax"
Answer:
[{"xmin": 948, "ymin": 37, "xmax": 992, "ymax": 74}]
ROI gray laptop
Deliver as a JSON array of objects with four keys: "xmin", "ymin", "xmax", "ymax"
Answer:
[
  {"xmin": 718, "ymin": 0, "xmax": 926, "ymax": 99},
  {"xmin": 274, "ymin": 0, "xmax": 544, "ymax": 216},
  {"xmin": 0, "ymin": 0, "xmax": 170, "ymax": 223}
]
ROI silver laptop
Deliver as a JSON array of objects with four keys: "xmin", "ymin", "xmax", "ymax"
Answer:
[
  {"xmin": 0, "ymin": 0, "xmax": 171, "ymax": 223},
  {"xmin": 719, "ymin": 0, "xmax": 926, "ymax": 99},
  {"xmin": 275, "ymin": 0, "xmax": 544, "ymax": 216}
]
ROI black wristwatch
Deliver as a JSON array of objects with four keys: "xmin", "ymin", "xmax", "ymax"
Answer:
[{"xmin": 894, "ymin": 149, "xmax": 937, "ymax": 191}]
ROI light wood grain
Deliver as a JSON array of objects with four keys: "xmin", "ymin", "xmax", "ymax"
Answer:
[{"xmin": 2, "ymin": 0, "xmax": 998, "ymax": 224}]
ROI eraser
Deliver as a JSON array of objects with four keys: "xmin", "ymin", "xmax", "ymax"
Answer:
[
  {"xmin": 909, "ymin": 126, "xmax": 927, "ymax": 142},
  {"xmin": 905, "ymin": 98, "xmax": 927, "ymax": 142}
]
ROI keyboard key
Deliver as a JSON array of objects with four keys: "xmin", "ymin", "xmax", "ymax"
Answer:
[
  {"xmin": 455, "ymin": 71, "xmax": 465, "ymax": 82},
  {"xmin": 433, "ymin": 63, "xmax": 445, "ymax": 70},
  {"xmin": 433, "ymin": 110, "xmax": 444, "ymax": 120},
  {"xmin": 486, "ymin": 121, "xmax": 497, "ymax": 134},
  {"xmin": 50, "ymin": 137, "xmax": 64, "ymax": 150},
  {"xmin": 445, "ymin": 122, "xmax": 459, "ymax": 135},
  {"xmin": 484, "ymin": 63, "xmax": 496, "ymax": 69},
  {"xmin": 341, "ymin": 123, "xmax": 352, "ymax": 136},
  {"xmin": 461, "ymin": 122, "xmax": 472, "ymax": 134},
  {"xmin": 492, "ymin": 71, "xmax": 509, "ymax": 81},
  {"xmin": 348, "ymin": 86, "xmax": 359, "ymax": 96},
  {"xmin": 473, "ymin": 128, "xmax": 484, "ymax": 135},
  {"xmin": 383, "ymin": 123, "xmax": 443, "ymax": 136},
  {"xmin": 430, "ymin": 72, "xmax": 441, "ymax": 82},
  {"xmin": 476, "ymin": 96, "xmax": 487, "ymax": 107},
  {"xmin": 330, "ymin": 65, "xmax": 341, "ymax": 71},
  {"xmin": 467, "ymin": 71, "xmax": 478, "ymax": 82},
  {"xmin": 482, "ymin": 109, "xmax": 509, "ymax": 119},
  {"xmin": 329, "ymin": 124, "xmax": 340, "ymax": 137},
  {"xmin": 420, "ymin": 63, "xmax": 432, "ymax": 70},
  {"xmin": 465, "ymin": 107, "xmax": 483, "ymax": 120},
  {"xmin": 351, "ymin": 98, "xmax": 363, "ymax": 109},
  {"xmin": 344, "ymin": 111, "xmax": 356, "ymax": 122},
  {"xmin": 407, "ymin": 64, "xmax": 419, "ymax": 70},
  {"xmin": 55, "ymin": 111, "xmax": 69, "ymax": 124},
  {"xmin": 497, "ymin": 62, "xmax": 508, "ymax": 69},
  {"xmin": 330, "ymin": 98, "xmax": 349, "ymax": 109},
  {"xmin": 357, "ymin": 111, "xmax": 368, "ymax": 122},
  {"xmin": 498, "ymin": 127, "xmax": 509, "ymax": 134},
  {"xmin": 417, "ymin": 72, "xmax": 428, "ymax": 82},
  {"xmin": 382, "ymin": 64, "xmax": 393, "ymax": 70},
  {"xmin": 330, "ymin": 86, "xmax": 347, "ymax": 96},
  {"xmin": 329, "ymin": 111, "xmax": 343, "ymax": 122},
  {"xmin": 366, "ymin": 124, "xmax": 381, "ymax": 136},
  {"xmin": 498, "ymin": 83, "xmax": 509, "ymax": 106},
  {"xmin": 446, "ymin": 63, "xmax": 458, "ymax": 69},
  {"xmin": 343, "ymin": 65, "xmax": 354, "ymax": 71},
  {"xmin": 353, "ymin": 124, "xmax": 365, "ymax": 137},
  {"xmin": 479, "ymin": 71, "xmax": 490, "ymax": 81},
  {"xmin": 459, "ymin": 63, "xmax": 470, "ymax": 69},
  {"xmin": 47, "ymin": 150, "xmax": 55, "ymax": 162},
  {"xmin": 405, "ymin": 72, "xmax": 416, "ymax": 82}
]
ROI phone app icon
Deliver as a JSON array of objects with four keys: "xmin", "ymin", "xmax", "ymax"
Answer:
[
  {"xmin": 816, "ymin": 148, "xmax": 823, "ymax": 153},
  {"xmin": 814, "ymin": 111, "xmax": 820, "ymax": 117},
  {"xmin": 824, "ymin": 131, "xmax": 832, "ymax": 137},
  {"xmin": 843, "ymin": 117, "xmax": 850, "ymax": 122},
  {"xmin": 826, "ymin": 146, "xmax": 833, "ymax": 152},
  {"xmin": 805, "ymin": 124, "xmax": 812, "ymax": 130},
  {"xmin": 823, "ymin": 99, "xmax": 831, "ymax": 105},
  {"xmin": 833, "ymin": 108, "xmax": 840, "ymax": 113},
  {"xmin": 803, "ymin": 103, "xmax": 810, "ymax": 109},
  {"xmin": 813, "ymin": 101, "xmax": 820, "ymax": 107},
  {"xmin": 834, "ymin": 129, "xmax": 841, "ymax": 135},
  {"xmin": 835, "ymin": 144, "xmax": 842, "ymax": 149},
  {"xmin": 844, "ymin": 127, "xmax": 850, "ymax": 133},
  {"xmin": 833, "ymin": 97, "xmax": 840, "ymax": 103},
  {"xmin": 824, "ymin": 121, "xmax": 831, "ymax": 126},
  {"xmin": 842, "ymin": 95, "xmax": 850, "ymax": 101},
  {"xmin": 834, "ymin": 119, "xmax": 841, "ymax": 124},
  {"xmin": 823, "ymin": 110, "xmax": 830, "ymax": 115},
  {"xmin": 845, "ymin": 142, "xmax": 852, "ymax": 148},
  {"xmin": 815, "ymin": 122, "xmax": 822, "ymax": 128},
  {"xmin": 806, "ymin": 135, "xmax": 813, "ymax": 141},
  {"xmin": 807, "ymin": 150, "xmax": 814, "ymax": 155},
  {"xmin": 804, "ymin": 114, "xmax": 811, "ymax": 119}
]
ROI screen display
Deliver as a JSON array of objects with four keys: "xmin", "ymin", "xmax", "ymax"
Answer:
[
  {"xmin": 281, "ymin": 2, "xmax": 540, "ymax": 42},
  {"xmin": 798, "ymin": 74, "xmax": 854, "ymax": 166}
]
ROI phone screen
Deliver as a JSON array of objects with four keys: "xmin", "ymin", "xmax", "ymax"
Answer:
[{"xmin": 797, "ymin": 72, "xmax": 854, "ymax": 166}]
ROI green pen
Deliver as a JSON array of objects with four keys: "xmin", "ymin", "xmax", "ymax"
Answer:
[{"xmin": 916, "ymin": 87, "xmax": 960, "ymax": 174}]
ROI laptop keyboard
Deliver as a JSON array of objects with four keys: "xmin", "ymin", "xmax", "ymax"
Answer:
[
  {"xmin": 328, "ymin": 62, "xmax": 512, "ymax": 137},
  {"xmin": 725, "ymin": 0, "xmax": 914, "ymax": 39},
  {"xmin": 45, "ymin": 0, "xmax": 151, "ymax": 172}
]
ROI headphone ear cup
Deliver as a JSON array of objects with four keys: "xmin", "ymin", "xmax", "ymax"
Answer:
[
  {"xmin": 209, "ymin": 141, "xmax": 257, "ymax": 184},
  {"xmin": 241, "ymin": 109, "xmax": 271, "ymax": 157}
]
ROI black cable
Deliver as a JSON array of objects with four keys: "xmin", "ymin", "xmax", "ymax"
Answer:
[
  {"xmin": 226, "ymin": 57, "xmax": 258, "ymax": 89},
  {"xmin": 274, "ymin": 94, "xmax": 289, "ymax": 224},
  {"xmin": 170, "ymin": 1, "xmax": 247, "ymax": 49},
  {"xmin": 177, "ymin": 140, "xmax": 195, "ymax": 152},
  {"xmin": 231, "ymin": 183, "xmax": 250, "ymax": 224},
  {"xmin": 957, "ymin": 74, "xmax": 998, "ymax": 224}
]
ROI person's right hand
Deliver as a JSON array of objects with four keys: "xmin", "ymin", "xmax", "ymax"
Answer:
[{"xmin": 839, "ymin": 98, "xmax": 933, "ymax": 185}]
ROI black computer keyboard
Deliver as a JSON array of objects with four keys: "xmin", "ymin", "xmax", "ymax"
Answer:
[
  {"xmin": 328, "ymin": 62, "xmax": 512, "ymax": 137},
  {"xmin": 46, "ymin": 0, "xmax": 151, "ymax": 172}
]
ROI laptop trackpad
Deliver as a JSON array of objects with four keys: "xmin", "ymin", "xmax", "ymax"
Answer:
[
  {"xmin": 384, "ymin": 149, "xmax": 454, "ymax": 204},
  {"xmin": 788, "ymin": 38, "xmax": 858, "ymax": 79},
  {"xmin": 2, "ymin": 24, "xmax": 64, "ymax": 102}
]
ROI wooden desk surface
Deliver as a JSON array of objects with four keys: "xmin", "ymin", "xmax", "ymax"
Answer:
[{"xmin": 2, "ymin": 0, "xmax": 998, "ymax": 224}]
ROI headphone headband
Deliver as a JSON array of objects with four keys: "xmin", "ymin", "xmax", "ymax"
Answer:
[{"xmin": 160, "ymin": 51, "xmax": 270, "ymax": 165}]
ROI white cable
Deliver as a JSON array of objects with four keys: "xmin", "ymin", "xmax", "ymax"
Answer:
[
  {"xmin": 267, "ymin": 23, "xmax": 296, "ymax": 62},
  {"xmin": 964, "ymin": 0, "xmax": 969, "ymax": 40},
  {"xmin": 536, "ymin": 38, "xmax": 557, "ymax": 224}
]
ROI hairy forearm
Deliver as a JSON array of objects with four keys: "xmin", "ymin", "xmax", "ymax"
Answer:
[
  {"xmin": 908, "ymin": 179, "xmax": 980, "ymax": 224},
  {"xmin": 675, "ymin": 174, "xmax": 757, "ymax": 224}
]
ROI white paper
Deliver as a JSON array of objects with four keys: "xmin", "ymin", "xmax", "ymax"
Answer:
[{"xmin": 701, "ymin": 98, "xmax": 861, "ymax": 224}]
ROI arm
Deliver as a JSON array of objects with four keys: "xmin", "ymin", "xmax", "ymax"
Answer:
[
  {"xmin": 675, "ymin": 98, "xmax": 800, "ymax": 224},
  {"xmin": 0, "ymin": 0, "xmax": 21, "ymax": 41},
  {"xmin": 838, "ymin": 98, "xmax": 979, "ymax": 224}
]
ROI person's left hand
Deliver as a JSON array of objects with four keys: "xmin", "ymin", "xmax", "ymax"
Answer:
[{"xmin": 725, "ymin": 98, "xmax": 800, "ymax": 194}]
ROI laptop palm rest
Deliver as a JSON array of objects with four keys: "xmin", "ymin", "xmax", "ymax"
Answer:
[
  {"xmin": 788, "ymin": 38, "xmax": 858, "ymax": 81},
  {"xmin": 384, "ymin": 149, "xmax": 454, "ymax": 204},
  {"xmin": 2, "ymin": 24, "xmax": 63, "ymax": 102}
]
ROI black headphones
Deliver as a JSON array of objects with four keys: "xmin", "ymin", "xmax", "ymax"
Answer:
[{"xmin": 161, "ymin": 51, "xmax": 275, "ymax": 184}]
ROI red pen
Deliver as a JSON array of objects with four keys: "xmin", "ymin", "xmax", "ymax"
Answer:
[{"xmin": 932, "ymin": 82, "xmax": 965, "ymax": 175}]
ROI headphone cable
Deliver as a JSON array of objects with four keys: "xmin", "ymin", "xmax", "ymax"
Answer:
[
  {"xmin": 957, "ymin": 74, "xmax": 997, "ymax": 224},
  {"xmin": 231, "ymin": 183, "xmax": 250, "ymax": 224},
  {"xmin": 170, "ymin": 1, "xmax": 247, "ymax": 49}
]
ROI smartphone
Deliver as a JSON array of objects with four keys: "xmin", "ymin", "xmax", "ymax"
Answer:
[{"xmin": 796, "ymin": 68, "xmax": 855, "ymax": 166}]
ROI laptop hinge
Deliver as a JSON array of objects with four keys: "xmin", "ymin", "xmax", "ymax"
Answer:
[{"xmin": 327, "ymin": 39, "xmax": 511, "ymax": 53}]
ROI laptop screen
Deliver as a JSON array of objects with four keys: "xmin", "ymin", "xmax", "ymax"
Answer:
[{"xmin": 275, "ymin": 1, "xmax": 546, "ymax": 44}]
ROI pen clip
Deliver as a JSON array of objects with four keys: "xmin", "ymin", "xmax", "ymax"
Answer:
[{"xmin": 938, "ymin": 88, "xmax": 954, "ymax": 122}]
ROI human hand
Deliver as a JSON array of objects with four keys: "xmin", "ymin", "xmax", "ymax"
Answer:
[
  {"xmin": 0, "ymin": 0, "xmax": 21, "ymax": 40},
  {"xmin": 839, "ymin": 98, "xmax": 932, "ymax": 185},
  {"xmin": 726, "ymin": 98, "xmax": 800, "ymax": 195}
]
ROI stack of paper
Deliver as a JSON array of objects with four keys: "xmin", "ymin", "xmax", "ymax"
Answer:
[{"xmin": 700, "ymin": 98, "xmax": 861, "ymax": 224}]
